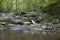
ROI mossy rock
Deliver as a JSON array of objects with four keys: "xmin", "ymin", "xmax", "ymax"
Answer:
[
  {"xmin": 24, "ymin": 12, "xmax": 39, "ymax": 17},
  {"xmin": 3, "ymin": 18, "xmax": 17, "ymax": 24},
  {"xmin": 21, "ymin": 17, "xmax": 30, "ymax": 22}
]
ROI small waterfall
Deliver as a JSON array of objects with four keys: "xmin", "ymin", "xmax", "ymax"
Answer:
[{"xmin": 31, "ymin": 19, "xmax": 36, "ymax": 24}]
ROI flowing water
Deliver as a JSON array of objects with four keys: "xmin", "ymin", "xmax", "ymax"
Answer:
[
  {"xmin": 10, "ymin": 25, "xmax": 25, "ymax": 31},
  {"xmin": 31, "ymin": 19, "xmax": 36, "ymax": 24},
  {"xmin": 0, "ymin": 13, "xmax": 60, "ymax": 40}
]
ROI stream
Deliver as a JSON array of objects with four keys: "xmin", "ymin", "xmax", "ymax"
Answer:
[
  {"xmin": 0, "ymin": 13, "xmax": 59, "ymax": 32},
  {"xmin": 0, "ymin": 13, "xmax": 60, "ymax": 40}
]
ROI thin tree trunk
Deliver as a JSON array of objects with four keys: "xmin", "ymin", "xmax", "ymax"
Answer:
[
  {"xmin": 31, "ymin": 0, "xmax": 34, "ymax": 12},
  {"xmin": 6, "ymin": 0, "xmax": 9, "ymax": 12},
  {"xmin": 18, "ymin": 0, "xmax": 21, "ymax": 13},
  {"xmin": 16, "ymin": 0, "xmax": 18, "ymax": 13},
  {"xmin": 0, "ymin": 0, "xmax": 1, "ymax": 12},
  {"xmin": 0, "ymin": 0, "xmax": 3, "ymax": 12},
  {"xmin": 10, "ymin": 0, "xmax": 13, "ymax": 12}
]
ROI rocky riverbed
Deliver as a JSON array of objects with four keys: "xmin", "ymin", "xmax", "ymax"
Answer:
[{"xmin": 0, "ymin": 13, "xmax": 60, "ymax": 34}]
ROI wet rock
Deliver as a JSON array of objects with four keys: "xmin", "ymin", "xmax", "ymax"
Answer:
[
  {"xmin": 23, "ymin": 22, "xmax": 30, "ymax": 25},
  {"xmin": 0, "ymin": 25, "xmax": 5, "ymax": 30},
  {"xmin": 14, "ymin": 15, "xmax": 21, "ymax": 19},
  {"xmin": 8, "ymin": 24, "xmax": 15, "ymax": 26},
  {"xmin": 12, "ymin": 19, "xmax": 22, "ymax": 23},
  {"xmin": 21, "ymin": 12, "xmax": 27, "ymax": 15},
  {"xmin": 0, "ymin": 17, "xmax": 7, "ymax": 21},
  {"xmin": 0, "ymin": 22, "xmax": 7, "ymax": 26},
  {"xmin": 3, "ymin": 18, "xmax": 16, "ymax": 24},
  {"xmin": 52, "ymin": 19, "xmax": 60, "ymax": 24}
]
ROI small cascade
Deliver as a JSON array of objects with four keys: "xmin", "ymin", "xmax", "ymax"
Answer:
[{"xmin": 31, "ymin": 19, "xmax": 36, "ymax": 24}]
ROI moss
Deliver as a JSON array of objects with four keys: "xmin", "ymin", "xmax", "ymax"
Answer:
[
  {"xmin": 3, "ymin": 18, "xmax": 17, "ymax": 24},
  {"xmin": 22, "ymin": 17, "xmax": 30, "ymax": 22},
  {"xmin": 42, "ymin": 2, "xmax": 60, "ymax": 17}
]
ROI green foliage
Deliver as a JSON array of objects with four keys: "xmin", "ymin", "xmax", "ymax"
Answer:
[
  {"xmin": 0, "ymin": 0, "xmax": 45, "ymax": 12},
  {"xmin": 42, "ymin": 1, "xmax": 60, "ymax": 18},
  {"xmin": 0, "ymin": 0, "xmax": 60, "ymax": 19},
  {"xmin": 43, "ymin": 0, "xmax": 57, "ymax": 7}
]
